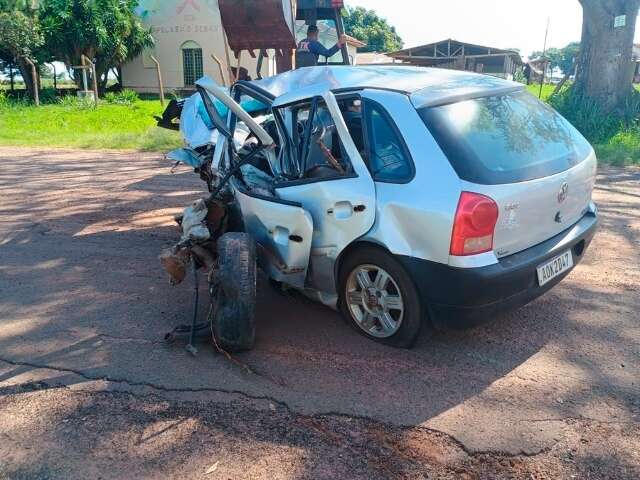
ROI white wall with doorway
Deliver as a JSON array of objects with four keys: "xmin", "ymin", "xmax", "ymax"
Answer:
[{"xmin": 121, "ymin": 0, "xmax": 274, "ymax": 94}]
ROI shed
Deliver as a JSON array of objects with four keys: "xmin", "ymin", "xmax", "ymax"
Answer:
[
  {"xmin": 524, "ymin": 57, "xmax": 550, "ymax": 84},
  {"xmin": 389, "ymin": 39, "xmax": 523, "ymax": 80}
]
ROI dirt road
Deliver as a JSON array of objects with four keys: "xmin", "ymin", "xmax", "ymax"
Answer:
[{"xmin": 0, "ymin": 147, "xmax": 638, "ymax": 479}]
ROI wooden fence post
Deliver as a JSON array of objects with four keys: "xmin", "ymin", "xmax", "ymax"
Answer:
[
  {"xmin": 81, "ymin": 55, "xmax": 99, "ymax": 107},
  {"xmin": 9, "ymin": 61, "xmax": 15, "ymax": 92},
  {"xmin": 51, "ymin": 62, "xmax": 57, "ymax": 91},
  {"xmin": 150, "ymin": 55, "xmax": 165, "ymax": 106},
  {"xmin": 211, "ymin": 54, "xmax": 228, "ymax": 86}
]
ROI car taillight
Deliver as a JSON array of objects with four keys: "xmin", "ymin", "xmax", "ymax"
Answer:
[{"xmin": 450, "ymin": 192, "xmax": 499, "ymax": 256}]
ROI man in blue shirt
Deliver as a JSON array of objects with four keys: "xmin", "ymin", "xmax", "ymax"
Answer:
[{"xmin": 296, "ymin": 25, "xmax": 346, "ymax": 67}]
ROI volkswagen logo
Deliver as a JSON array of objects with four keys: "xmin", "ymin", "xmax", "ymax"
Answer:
[{"xmin": 558, "ymin": 182, "xmax": 569, "ymax": 203}]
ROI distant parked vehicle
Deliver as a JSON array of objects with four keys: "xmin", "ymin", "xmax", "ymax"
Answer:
[{"xmin": 159, "ymin": 66, "xmax": 598, "ymax": 350}]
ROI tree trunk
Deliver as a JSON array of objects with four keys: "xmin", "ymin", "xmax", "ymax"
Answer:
[
  {"xmin": 99, "ymin": 72, "xmax": 109, "ymax": 95},
  {"xmin": 95, "ymin": 64, "xmax": 110, "ymax": 95},
  {"xmin": 66, "ymin": 62, "xmax": 85, "ymax": 90},
  {"xmin": 16, "ymin": 57, "xmax": 35, "ymax": 99},
  {"xmin": 575, "ymin": 0, "xmax": 640, "ymax": 111}
]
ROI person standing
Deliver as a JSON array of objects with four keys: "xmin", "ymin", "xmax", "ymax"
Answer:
[{"xmin": 296, "ymin": 25, "xmax": 346, "ymax": 67}]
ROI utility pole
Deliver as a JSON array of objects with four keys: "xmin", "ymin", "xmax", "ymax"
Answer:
[{"xmin": 539, "ymin": 17, "xmax": 550, "ymax": 99}]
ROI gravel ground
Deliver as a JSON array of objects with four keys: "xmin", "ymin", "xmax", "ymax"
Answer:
[{"xmin": 0, "ymin": 147, "xmax": 638, "ymax": 479}]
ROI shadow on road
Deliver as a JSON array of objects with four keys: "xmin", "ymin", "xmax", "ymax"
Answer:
[{"xmin": 1, "ymin": 150, "xmax": 639, "ymax": 476}]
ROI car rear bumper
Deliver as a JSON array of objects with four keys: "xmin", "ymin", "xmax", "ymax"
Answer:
[{"xmin": 397, "ymin": 211, "xmax": 598, "ymax": 330}]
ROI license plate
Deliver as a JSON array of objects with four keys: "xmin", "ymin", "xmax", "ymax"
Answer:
[{"xmin": 536, "ymin": 250, "xmax": 574, "ymax": 286}]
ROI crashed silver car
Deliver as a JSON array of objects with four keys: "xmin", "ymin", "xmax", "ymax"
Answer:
[{"xmin": 159, "ymin": 66, "xmax": 598, "ymax": 350}]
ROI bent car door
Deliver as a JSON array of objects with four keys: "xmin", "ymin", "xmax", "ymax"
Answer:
[
  {"xmin": 201, "ymin": 77, "xmax": 314, "ymax": 288},
  {"xmin": 271, "ymin": 92, "xmax": 376, "ymax": 295},
  {"xmin": 233, "ymin": 184, "xmax": 314, "ymax": 287}
]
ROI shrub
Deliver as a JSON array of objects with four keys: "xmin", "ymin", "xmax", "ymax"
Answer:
[
  {"xmin": 104, "ymin": 89, "xmax": 139, "ymax": 105},
  {"xmin": 0, "ymin": 90, "xmax": 32, "ymax": 108},
  {"xmin": 549, "ymin": 88, "xmax": 640, "ymax": 144},
  {"xmin": 39, "ymin": 88, "xmax": 58, "ymax": 105},
  {"xmin": 548, "ymin": 87, "xmax": 640, "ymax": 164},
  {"xmin": 513, "ymin": 69, "xmax": 527, "ymax": 85},
  {"xmin": 120, "ymin": 89, "xmax": 140, "ymax": 103},
  {"xmin": 57, "ymin": 94, "xmax": 96, "ymax": 110},
  {"xmin": 619, "ymin": 89, "xmax": 640, "ymax": 126}
]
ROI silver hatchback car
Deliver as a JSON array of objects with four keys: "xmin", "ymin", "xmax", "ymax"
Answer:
[{"xmin": 168, "ymin": 65, "xmax": 598, "ymax": 348}]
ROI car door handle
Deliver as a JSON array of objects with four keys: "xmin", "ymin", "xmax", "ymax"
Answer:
[
  {"xmin": 268, "ymin": 227, "xmax": 305, "ymax": 245},
  {"xmin": 327, "ymin": 201, "xmax": 366, "ymax": 219},
  {"xmin": 327, "ymin": 205, "xmax": 366, "ymax": 215}
]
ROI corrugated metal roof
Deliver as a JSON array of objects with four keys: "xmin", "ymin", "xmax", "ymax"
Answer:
[{"xmin": 391, "ymin": 38, "xmax": 520, "ymax": 58}]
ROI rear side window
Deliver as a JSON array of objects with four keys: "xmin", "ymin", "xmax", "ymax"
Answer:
[
  {"xmin": 364, "ymin": 101, "xmax": 414, "ymax": 183},
  {"xmin": 419, "ymin": 91, "xmax": 592, "ymax": 185}
]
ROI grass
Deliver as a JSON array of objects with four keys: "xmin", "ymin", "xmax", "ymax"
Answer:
[
  {"xmin": 525, "ymin": 83, "xmax": 640, "ymax": 166},
  {"xmin": 1, "ymin": 83, "xmax": 639, "ymax": 165},
  {"xmin": 544, "ymin": 85, "xmax": 640, "ymax": 166},
  {"xmin": 526, "ymin": 83, "xmax": 556, "ymax": 102},
  {"xmin": 0, "ymin": 96, "xmax": 181, "ymax": 152},
  {"xmin": 592, "ymin": 129, "xmax": 640, "ymax": 166}
]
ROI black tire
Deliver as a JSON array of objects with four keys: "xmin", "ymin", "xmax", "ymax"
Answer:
[
  {"xmin": 211, "ymin": 232, "xmax": 257, "ymax": 352},
  {"xmin": 338, "ymin": 246, "xmax": 426, "ymax": 348}
]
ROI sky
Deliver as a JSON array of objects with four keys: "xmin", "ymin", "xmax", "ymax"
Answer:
[
  {"xmin": 3, "ymin": 1, "xmax": 638, "ymax": 81},
  {"xmin": 349, "ymin": 0, "xmax": 640, "ymax": 59}
]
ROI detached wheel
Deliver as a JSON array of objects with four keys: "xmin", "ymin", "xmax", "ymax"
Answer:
[
  {"xmin": 339, "ymin": 246, "xmax": 424, "ymax": 348},
  {"xmin": 211, "ymin": 232, "xmax": 256, "ymax": 352}
]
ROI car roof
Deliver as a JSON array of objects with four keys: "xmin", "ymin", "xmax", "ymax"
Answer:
[{"xmin": 250, "ymin": 65, "xmax": 523, "ymax": 108}]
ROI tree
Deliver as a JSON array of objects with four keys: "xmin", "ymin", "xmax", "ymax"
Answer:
[
  {"xmin": 531, "ymin": 42, "xmax": 581, "ymax": 76},
  {"xmin": 575, "ymin": 0, "xmax": 640, "ymax": 111},
  {"xmin": 0, "ymin": 9, "xmax": 44, "ymax": 99},
  {"xmin": 531, "ymin": 47, "xmax": 562, "ymax": 70},
  {"xmin": 38, "ymin": 0, "xmax": 153, "ymax": 93},
  {"xmin": 343, "ymin": 6, "xmax": 403, "ymax": 53},
  {"xmin": 558, "ymin": 42, "xmax": 581, "ymax": 76},
  {"xmin": 0, "ymin": 0, "xmax": 36, "ymax": 10}
]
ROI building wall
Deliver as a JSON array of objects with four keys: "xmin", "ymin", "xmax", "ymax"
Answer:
[{"xmin": 122, "ymin": 0, "xmax": 274, "ymax": 94}]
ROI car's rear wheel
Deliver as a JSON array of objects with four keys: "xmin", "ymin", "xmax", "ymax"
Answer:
[{"xmin": 339, "ymin": 246, "xmax": 424, "ymax": 348}]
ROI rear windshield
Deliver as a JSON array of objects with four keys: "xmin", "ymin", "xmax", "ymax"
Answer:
[{"xmin": 419, "ymin": 90, "xmax": 592, "ymax": 184}]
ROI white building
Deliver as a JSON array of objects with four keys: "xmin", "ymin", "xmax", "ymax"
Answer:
[
  {"xmin": 122, "ymin": 0, "xmax": 273, "ymax": 94},
  {"xmin": 122, "ymin": 0, "xmax": 363, "ymax": 94}
]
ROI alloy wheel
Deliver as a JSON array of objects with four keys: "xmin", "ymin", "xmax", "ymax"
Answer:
[{"xmin": 345, "ymin": 264, "xmax": 404, "ymax": 338}]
